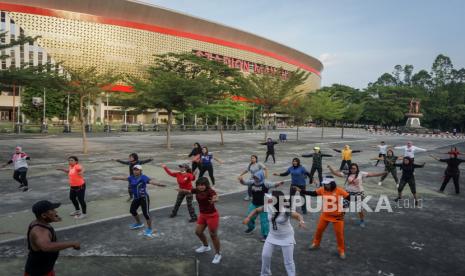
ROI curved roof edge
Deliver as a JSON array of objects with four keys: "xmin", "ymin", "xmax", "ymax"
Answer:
[{"xmin": 1, "ymin": 0, "xmax": 323, "ymax": 74}]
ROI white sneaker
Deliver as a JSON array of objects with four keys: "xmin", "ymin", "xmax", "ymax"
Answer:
[
  {"xmin": 70, "ymin": 210, "xmax": 81, "ymax": 216},
  {"xmin": 378, "ymin": 182, "xmax": 382, "ymax": 186},
  {"xmin": 195, "ymin": 245, "xmax": 211, "ymax": 253},
  {"xmin": 75, "ymin": 213, "xmax": 87, "ymax": 219},
  {"xmin": 396, "ymin": 183, "xmax": 399, "ymax": 188},
  {"xmin": 212, "ymin": 254, "xmax": 222, "ymax": 264}
]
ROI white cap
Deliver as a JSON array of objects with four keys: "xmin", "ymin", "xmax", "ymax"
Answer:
[{"xmin": 133, "ymin": 164, "xmax": 142, "ymax": 170}]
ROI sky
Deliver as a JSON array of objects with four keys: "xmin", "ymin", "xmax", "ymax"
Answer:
[{"xmin": 140, "ymin": 0, "xmax": 465, "ymax": 89}]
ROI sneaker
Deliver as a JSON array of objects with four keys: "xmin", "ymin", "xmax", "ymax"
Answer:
[
  {"xmin": 129, "ymin": 223, "xmax": 144, "ymax": 230},
  {"xmin": 195, "ymin": 245, "xmax": 211, "ymax": 253},
  {"xmin": 339, "ymin": 253, "xmax": 346, "ymax": 260},
  {"xmin": 359, "ymin": 221, "xmax": 366, "ymax": 228},
  {"xmin": 22, "ymin": 187, "xmax": 29, "ymax": 192},
  {"xmin": 69, "ymin": 210, "xmax": 81, "ymax": 216},
  {"xmin": 396, "ymin": 183, "xmax": 399, "ymax": 188},
  {"xmin": 260, "ymin": 236, "xmax": 267, "ymax": 242},
  {"xmin": 309, "ymin": 244, "xmax": 320, "ymax": 250},
  {"xmin": 17, "ymin": 184, "xmax": 25, "ymax": 189},
  {"xmin": 243, "ymin": 195, "xmax": 250, "ymax": 201},
  {"xmin": 189, "ymin": 217, "xmax": 197, "ymax": 223},
  {"xmin": 143, "ymin": 228, "xmax": 155, "ymax": 239},
  {"xmin": 437, "ymin": 190, "xmax": 444, "ymax": 193},
  {"xmin": 75, "ymin": 213, "xmax": 87, "ymax": 219},
  {"xmin": 169, "ymin": 214, "xmax": 177, "ymax": 218},
  {"xmin": 212, "ymin": 254, "xmax": 222, "ymax": 264},
  {"xmin": 378, "ymin": 182, "xmax": 382, "ymax": 186},
  {"xmin": 244, "ymin": 228, "xmax": 255, "ymax": 234}
]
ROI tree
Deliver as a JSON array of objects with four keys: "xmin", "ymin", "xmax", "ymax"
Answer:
[
  {"xmin": 131, "ymin": 52, "xmax": 242, "ymax": 149},
  {"xmin": 191, "ymin": 97, "xmax": 250, "ymax": 145},
  {"xmin": 243, "ymin": 69, "xmax": 310, "ymax": 140},
  {"xmin": 341, "ymin": 102, "xmax": 364, "ymax": 138},
  {"xmin": 283, "ymin": 96, "xmax": 312, "ymax": 141},
  {"xmin": 308, "ymin": 91, "xmax": 344, "ymax": 138},
  {"xmin": 64, "ymin": 67, "xmax": 119, "ymax": 154},
  {"xmin": 431, "ymin": 54, "xmax": 453, "ymax": 87}
]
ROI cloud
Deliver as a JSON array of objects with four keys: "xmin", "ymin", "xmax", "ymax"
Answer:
[{"xmin": 318, "ymin": 53, "xmax": 339, "ymax": 67}]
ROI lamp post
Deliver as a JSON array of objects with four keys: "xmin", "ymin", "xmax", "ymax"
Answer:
[{"xmin": 41, "ymin": 88, "xmax": 48, "ymax": 133}]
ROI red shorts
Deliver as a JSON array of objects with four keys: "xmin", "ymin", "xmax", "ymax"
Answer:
[
  {"xmin": 197, "ymin": 211, "xmax": 219, "ymax": 232},
  {"xmin": 25, "ymin": 271, "xmax": 55, "ymax": 276}
]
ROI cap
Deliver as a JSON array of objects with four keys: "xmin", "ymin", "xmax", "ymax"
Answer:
[
  {"xmin": 321, "ymin": 176, "xmax": 336, "ymax": 185},
  {"xmin": 32, "ymin": 200, "xmax": 61, "ymax": 217},
  {"xmin": 133, "ymin": 164, "xmax": 142, "ymax": 170},
  {"xmin": 314, "ymin": 146, "xmax": 320, "ymax": 150}
]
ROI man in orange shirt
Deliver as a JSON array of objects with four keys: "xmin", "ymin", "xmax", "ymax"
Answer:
[
  {"xmin": 294, "ymin": 176, "xmax": 350, "ymax": 259},
  {"xmin": 56, "ymin": 156, "xmax": 87, "ymax": 219}
]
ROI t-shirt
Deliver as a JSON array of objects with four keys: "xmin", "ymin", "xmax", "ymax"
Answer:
[
  {"xmin": 127, "ymin": 175, "xmax": 151, "ymax": 199},
  {"xmin": 440, "ymin": 158, "xmax": 465, "ymax": 175},
  {"xmin": 344, "ymin": 171, "xmax": 368, "ymax": 193},
  {"xmin": 192, "ymin": 188, "xmax": 217, "ymax": 214},
  {"xmin": 395, "ymin": 146, "xmax": 426, "ymax": 158},
  {"xmin": 10, "ymin": 152, "xmax": 29, "ymax": 170},
  {"xmin": 281, "ymin": 166, "xmax": 309, "ymax": 186},
  {"xmin": 244, "ymin": 179, "xmax": 275, "ymax": 206},
  {"xmin": 163, "ymin": 167, "xmax": 195, "ymax": 190},
  {"xmin": 378, "ymin": 145, "xmax": 388, "ymax": 154},
  {"xmin": 316, "ymin": 187, "xmax": 349, "ymax": 222},
  {"xmin": 201, "ymin": 154, "xmax": 214, "ymax": 166},
  {"xmin": 247, "ymin": 162, "xmax": 266, "ymax": 175},
  {"xmin": 266, "ymin": 212, "xmax": 295, "ymax": 246},
  {"xmin": 68, "ymin": 164, "xmax": 85, "ymax": 187}
]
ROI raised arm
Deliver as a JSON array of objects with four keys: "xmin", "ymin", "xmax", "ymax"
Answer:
[
  {"xmin": 352, "ymin": 150, "xmax": 362, "ymax": 153},
  {"xmin": 273, "ymin": 168, "xmax": 290, "ymax": 177},
  {"xmin": 327, "ymin": 165, "xmax": 344, "ymax": 177},
  {"xmin": 301, "ymin": 153, "xmax": 313, "ymax": 158},
  {"xmin": 414, "ymin": 146, "xmax": 427, "ymax": 152},
  {"xmin": 162, "ymin": 165, "xmax": 177, "ymax": 177},
  {"xmin": 333, "ymin": 149, "xmax": 341, "ymax": 153},
  {"xmin": 321, "ymin": 154, "xmax": 333, "ymax": 157}
]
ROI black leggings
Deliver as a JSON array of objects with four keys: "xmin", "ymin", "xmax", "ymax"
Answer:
[
  {"xmin": 381, "ymin": 167, "xmax": 399, "ymax": 184},
  {"xmin": 265, "ymin": 152, "xmax": 275, "ymax": 163},
  {"xmin": 398, "ymin": 177, "xmax": 416, "ymax": 194},
  {"xmin": 340, "ymin": 160, "xmax": 352, "ymax": 171},
  {"xmin": 199, "ymin": 164, "xmax": 215, "ymax": 185},
  {"xmin": 309, "ymin": 166, "xmax": 323, "ymax": 185},
  {"xmin": 70, "ymin": 184, "xmax": 87, "ymax": 214},
  {"xmin": 375, "ymin": 153, "xmax": 386, "ymax": 166},
  {"xmin": 192, "ymin": 162, "xmax": 201, "ymax": 173},
  {"xmin": 130, "ymin": 196, "xmax": 150, "ymax": 220},
  {"xmin": 13, "ymin": 168, "xmax": 28, "ymax": 187},
  {"xmin": 440, "ymin": 174, "xmax": 460, "ymax": 194}
]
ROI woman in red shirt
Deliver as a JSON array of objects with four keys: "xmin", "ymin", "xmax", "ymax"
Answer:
[
  {"xmin": 56, "ymin": 156, "xmax": 87, "ymax": 219},
  {"xmin": 162, "ymin": 163, "xmax": 197, "ymax": 222},
  {"xmin": 179, "ymin": 177, "xmax": 222, "ymax": 264}
]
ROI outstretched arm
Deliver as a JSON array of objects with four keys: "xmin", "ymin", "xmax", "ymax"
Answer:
[
  {"xmin": 333, "ymin": 149, "xmax": 341, "ymax": 153},
  {"xmin": 352, "ymin": 150, "xmax": 362, "ymax": 153},
  {"xmin": 293, "ymin": 186, "xmax": 318, "ymax": 196},
  {"xmin": 414, "ymin": 163, "xmax": 426, "ymax": 168},
  {"xmin": 162, "ymin": 165, "xmax": 177, "ymax": 177},
  {"xmin": 112, "ymin": 176, "xmax": 127, "ymax": 181},
  {"xmin": 429, "ymin": 154, "xmax": 440, "ymax": 161},
  {"xmin": 414, "ymin": 146, "xmax": 427, "ymax": 152},
  {"xmin": 327, "ymin": 165, "xmax": 344, "ymax": 177},
  {"xmin": 366, "ymin": 171, "xmax": 388, "ymax": 177},
  {"xmin": 56, "ymin": 167, "xmax": 69, "ymax": 173},
  {"xmin": 301, "ymin": 153, "xmax": 313, "ymax": 158},
  {"xmin": 115, "ymin": 159, "xmax": 130, "ymax": 165},
  {"xmin": 139, "ymin": 158, "xmax": 154, "ymax": 165},
  {"xmin": 149, "ymin": 179, "xmax": 166, "ymax": 187}
]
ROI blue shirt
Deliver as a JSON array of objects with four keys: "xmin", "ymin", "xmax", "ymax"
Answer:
[
  {"xmin": 201, "ymin": 154, "xmax": 213, "ymax": 165},
  {"xmin": 127, "ymin": 175, "xmax": 151, "ymax": 199},
  {"xmin": 281, "ymin": 166, "xmax": 309, "ymax": 186}
]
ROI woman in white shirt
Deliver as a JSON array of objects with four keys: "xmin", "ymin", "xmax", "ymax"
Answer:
[
  {"xmin": 243, "ymin": 190, "xmax": 305, "ymax": 276},
  {"xmin": 328, "ymin": 163, "xmax": 386, "ymax": 228}
]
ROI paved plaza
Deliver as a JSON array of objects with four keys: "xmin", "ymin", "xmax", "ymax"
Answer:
[{"xmin": 1, "ymin": 128, "xmax": 464, "ymax": 275}]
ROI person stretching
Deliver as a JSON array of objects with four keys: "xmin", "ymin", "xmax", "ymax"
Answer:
[
  {"xmin": 2, "ymin": 146, "xmax": 30, "ymax": 192},
  {"xmin": 112, "ymin": 165, "xmax": 166, "ymax": 239},
  {"xmin": 162, "ymin": 163, "xmax": 197, "ymax": 222},
  {"xmin": 273, "ymin": 158, "xmax": 311, "ymax": 214},
  {"xmin": 430, "ymin": 148, "xmax": 464, "ymax": 194},
  {"xmin": 239, "ymin": 171, "xmax": 284, "ymax": 241},
  {"xmin": 178, "ymin": 177, "xmax": 222, "ymax": 264},
  {"xmin": 199, "ymin": 146, "xmax": 224, "ymax": 186},
  {"xmin": 394, "ymin": 157, "xmax": 425, "ymax": 206},
  {"xmin": 115, "ymin": 153, "xmax": 153, "ymax": 201},
  {"xmin": 56, "ymin": 156, "xmax": 87, "ymax": 219},
  {"xmin": 188, "ymin": 142, "xmax": 203, "ymax": 173},
  {"xmin": 371, "ymin": 149, "xmax": 402, "ymax": 187},
  {"xmin": 328, "ymin": 163, "xmax": 386, "ymax": 227},
  {"xmin": 394, "ymin": 141, "xmax": 426, "ymax": 163},
  {"xmin": 261, "ymin": 138, "xmax": 278, "ymax": 163},
  {"xmin": 372, "ymin": 141, "xmax": 391, "ymax": 166},
  {"xmin": 302, "ymin": 146, "xmax": 333, "ymax": 186},
  {"xmin": 243, "ymin": 190, "xmax": 305, "ymax": 276},
  {"xmin": 239, "ymin": 155, "xmax": 268, "ymax": 201},
  {"xmin": 333, "ymin": 145, "xmax": 362, "ymax": 172},
  {"xmin": 294, "ymin": 176, "xmax": 350, "ymax": 259}
]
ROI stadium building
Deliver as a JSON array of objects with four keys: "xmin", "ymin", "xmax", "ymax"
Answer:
[{"xmin": 0, "ymin": 0, "xmax": 323, "ymax": 125}]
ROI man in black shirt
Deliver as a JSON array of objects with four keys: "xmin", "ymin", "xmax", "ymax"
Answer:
[{"xmin": 25, "ymin": 201, "xmax": 80, "ymax": 276}]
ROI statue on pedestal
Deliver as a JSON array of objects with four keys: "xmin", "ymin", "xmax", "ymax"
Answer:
[{"xmin": 405, "ymin": 98, "xmax": 423, "ymax": 128}]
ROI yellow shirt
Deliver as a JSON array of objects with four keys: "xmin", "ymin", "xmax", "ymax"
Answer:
[{"xmin": 341, "ymin": 149, "xmax": 352, "ymax": 161}]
